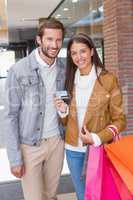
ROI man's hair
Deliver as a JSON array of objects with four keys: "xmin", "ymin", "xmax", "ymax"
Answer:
[{"xmin": 37, "ymin": 17, "xmax": 65, "ymax": 39}]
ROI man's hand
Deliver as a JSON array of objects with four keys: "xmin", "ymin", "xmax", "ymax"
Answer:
[
  {"xmin": 11, "ymin": 164, "xmax": 25, "ymax": 178},
  {"xmin": 80, "ymin": 126, "xmax": 94, "ymax": 145}
]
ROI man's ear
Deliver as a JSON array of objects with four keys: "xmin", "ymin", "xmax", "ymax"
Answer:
[{"xmin": 36, "ymin": 36, "xmax": 41, "ymax": 46}]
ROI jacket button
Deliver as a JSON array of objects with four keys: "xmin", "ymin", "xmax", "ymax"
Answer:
[
  {"xmin": 40, "ymin": 112, "xmax": 42, "ymax": 115},
  {"xmin": 37, "ymin": 128, "xmax": 40, "ymax": 131},
  {"xmin": 106, "ymin": 94, "xmax": 110, "ymax": 98}
]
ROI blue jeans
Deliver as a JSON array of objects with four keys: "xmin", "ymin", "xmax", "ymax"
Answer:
[{"xmin": 66, "ymin": 150, "xmax": 85, "ymax": 200}]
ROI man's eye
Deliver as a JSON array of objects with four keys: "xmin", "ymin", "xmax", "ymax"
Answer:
[
  {"xmin": 47, "ymin": 38, "xmax": 52, "ymax": 41},
  {"xmin": 57, "ymin": 39, "xmax": 62, "ymax": 42}
]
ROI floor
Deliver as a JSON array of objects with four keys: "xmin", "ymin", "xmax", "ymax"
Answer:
[
  {"xmin": 21, "ymin": 193, "xmax": 76, "ymax": 200},
  {"xmin": 58, "ymin": 193, "xmax": 76, "ymax": 200}
]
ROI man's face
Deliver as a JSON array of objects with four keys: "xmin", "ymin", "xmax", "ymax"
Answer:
[{"xmin": 37, "ymin": 28, "xmax": 63, "ymax": 59}]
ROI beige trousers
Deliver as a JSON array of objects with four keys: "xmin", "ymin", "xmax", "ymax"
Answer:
[{"xmin": 21, "ymin": 135, "xmax": 64, "ymax": 200}]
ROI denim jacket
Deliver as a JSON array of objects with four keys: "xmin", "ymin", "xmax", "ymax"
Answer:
[{"xmin": 5, "ymin": 50, "xmax": 66, "ymax": 167}]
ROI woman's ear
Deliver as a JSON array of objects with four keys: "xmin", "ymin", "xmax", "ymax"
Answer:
[{"xmin": 91, "ymin": 48, "xmax": 94, "ymax": 57}]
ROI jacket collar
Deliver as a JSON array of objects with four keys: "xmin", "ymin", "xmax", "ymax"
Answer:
[
  {"xmin": 35, "ymin": 48, "xmax": 57, "ymax": 69},
  {"xmin": 28, "ymin": 50, "xmax": 39, "ymax": 71}
]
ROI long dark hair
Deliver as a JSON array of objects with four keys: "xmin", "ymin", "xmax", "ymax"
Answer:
[{"xmin": 65, "ymin": 33, "xmax": 106, "ymax": 97}]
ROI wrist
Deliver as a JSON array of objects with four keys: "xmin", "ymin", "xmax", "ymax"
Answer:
[{"xmin": 91, "ymin": 133, "xmax": 102, "ymax": 147}]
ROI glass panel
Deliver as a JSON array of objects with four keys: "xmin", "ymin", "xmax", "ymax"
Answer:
[{"xmin": 53, "ymin": 0, "xmax": 103, "ymax": 61}]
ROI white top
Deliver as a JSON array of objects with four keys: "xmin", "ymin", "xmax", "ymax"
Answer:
[{"xmin": 35, "ymin": 48, "xmax": 60, "ymax": 138}]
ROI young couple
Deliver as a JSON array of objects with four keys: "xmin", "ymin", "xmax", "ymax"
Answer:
[{"xmin": 5, "ymin": 17, "xmax": 126, "ymax": 200}]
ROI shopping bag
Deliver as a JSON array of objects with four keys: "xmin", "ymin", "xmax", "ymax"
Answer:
[
  {"xmin": 85, "ymin": 145, "xmax": 121, "ymax": 200},
  {"xmin": 109, "ymin": 158, "xmax": 133, "ymax": 200},
  {"xmin": 105, "ymin": 135, "xmax": 133, "ymax": 194},
  {"xmin": 85, "ymin": 146, "xmax": 103, "ymax": 200}
]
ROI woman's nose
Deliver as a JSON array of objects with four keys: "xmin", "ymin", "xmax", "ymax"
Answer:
[{"xmin": 76, "ymin": 53, "xmax": 82, "ymax": 59}]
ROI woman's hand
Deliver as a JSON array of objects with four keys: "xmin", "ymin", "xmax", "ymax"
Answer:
[
  {"xmin": 54, "ymin": 96, "xmax": 68, "ymax": 113},
  {"xmin": 79, "ymin": 125, "xmax": 94, "ymax": 145}
]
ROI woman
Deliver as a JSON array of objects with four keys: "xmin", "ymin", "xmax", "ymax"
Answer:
[{"xmin": 54, "ymin": 33, "xmax": 126, "ymax": 200}]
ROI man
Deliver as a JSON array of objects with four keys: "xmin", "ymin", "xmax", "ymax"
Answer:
[{"xmin": 5, "ymin": 18, "xmax": 66, "ymax": 200}]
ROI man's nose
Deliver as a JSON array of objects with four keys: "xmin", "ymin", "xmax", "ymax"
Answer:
[{"xmin": 52, "ymin": 41, "xmax": 58, "ymax": 48}]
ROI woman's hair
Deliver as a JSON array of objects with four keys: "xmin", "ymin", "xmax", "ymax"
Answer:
[
  {"xmin": 37, "ymin": 17, "xmax": 65, "ymax": 39},
  {"xmin": 65, "ymin": 33, "xmax": 106, "ymax": 96}
]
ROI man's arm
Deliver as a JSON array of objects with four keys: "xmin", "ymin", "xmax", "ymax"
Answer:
[{"xmin": 4, "ymin": 68, "xmax": 25, "ymax": 177}]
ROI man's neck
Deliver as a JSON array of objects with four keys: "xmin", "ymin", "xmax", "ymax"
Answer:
[{"xmin": 38, "ymin": 48, "xmax": 55, "ymax": 66}]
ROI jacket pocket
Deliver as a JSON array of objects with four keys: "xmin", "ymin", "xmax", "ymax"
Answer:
[
  {"xmin": 89, "ymin": 91, "xmax": 111, "ymax": 113},
  {"xmin": 19, "ymin": 76, "xmax": 40, "ymax": 106},
  {"xmin": 19, "ymin": 75, "xmax": 39, "ymax": 86}
]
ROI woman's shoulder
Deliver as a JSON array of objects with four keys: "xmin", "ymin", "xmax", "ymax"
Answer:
[
  {"xmin": 99, "ymin": 70, "xmax": 119, "ymax": 91},
  {"xmin": 100, "ymin": 70, "xmax": 118, "ymax": 82}
]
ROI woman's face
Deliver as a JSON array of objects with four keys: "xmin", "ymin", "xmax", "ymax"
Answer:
[{"xmin": 70, "ymin": 41, "xmax": 93, "ymax": 71}]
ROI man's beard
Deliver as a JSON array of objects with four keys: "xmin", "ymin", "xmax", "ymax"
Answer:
[{"xmin": 41, "ymin": 47, "xmax": 59, "ymax": 59}]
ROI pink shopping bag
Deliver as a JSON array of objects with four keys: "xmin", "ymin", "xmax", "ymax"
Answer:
[{"xmin": 85, "ymin": 145, "xmax": 121, "ymax": 200}]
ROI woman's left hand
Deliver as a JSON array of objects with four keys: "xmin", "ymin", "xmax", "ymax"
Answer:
[{"xmin": 79, "ymin": 125, "xmax": 94, "ymax": 145}]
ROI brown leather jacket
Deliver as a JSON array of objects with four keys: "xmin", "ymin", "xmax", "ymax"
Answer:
[{"xmin": 61, "ymin": 71, "xmax": 126, "ymax": 146}]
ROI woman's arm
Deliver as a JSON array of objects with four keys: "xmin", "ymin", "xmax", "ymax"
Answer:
[{"xmin": 97, "ymin": 75, "xmax": 126, "ymax": 143}]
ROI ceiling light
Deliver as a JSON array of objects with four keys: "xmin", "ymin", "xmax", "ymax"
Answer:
[
  {"xmin": 72, "ymin": 0, "xmax": 78, "ymax": 3},
  {"xmin": 21, "ymin": 18, "xmax": 38, "ymax": 21},
  {"xmin": 63, "ymin": 7, "xmax": 69, "ymax": 11},
  {"xmin": 56, "ymin": 14, "xmax": 61, "ymax": 18}
]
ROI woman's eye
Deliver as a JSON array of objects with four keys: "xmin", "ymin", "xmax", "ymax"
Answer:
[
  {"xmin": 80, "ymin": 49, "xmax": 86, "ymax": 54},
  {"xmin": 71, "ymin": 52, "xmax": 77, "ymax": 56}
]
